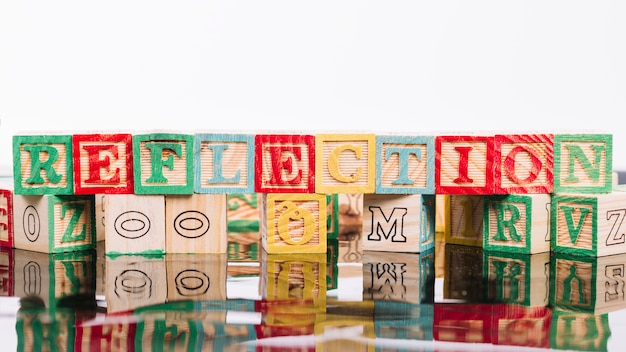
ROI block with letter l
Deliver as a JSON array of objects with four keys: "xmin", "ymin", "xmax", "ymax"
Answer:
[{"xmin": 554, "ymin": 133, "xmax": 612, "ymax": 194}]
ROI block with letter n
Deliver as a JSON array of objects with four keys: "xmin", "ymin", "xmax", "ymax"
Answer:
[
  {"xmin": 261, "ymin": 193, "xmax": 327, "ymax": 254},
  {"xmin": 554, "ymin": 134, "xmax": 613, "ymax": 194},
  {"xmin": 494, "ymin": 134, "xmax": 554, "ymax": 194},
  {"xmin": 483, "ymin": 193, "xmax": 551, "ymax": 254},
  {"xmin": 255, "ymin": 134, "xmax": 315, "ymax": 193},
  {"xmin": 133, "ymin": 133, "xmax": 194, "ymax": 194},
  {"xmin": 12, "ymin": 194, "xmax": 96, "ymax": 253},
  {"xmin": 444, "ymin": 194, "xmax": 484, "ymax": 247},
  {"xmin": 435, "ymin": 135, "xmax": 495, "ymax": 195},
  {"xmin": 375, "ymin": 134, "xmax": 435, "ymax": 194},
  {"xmin": 362, "ymin": 194, "xmax": 436, "ymax": 253},
  {"xmin": 13, "ymin": 135, "xmax": 74, "ymax": 195}
]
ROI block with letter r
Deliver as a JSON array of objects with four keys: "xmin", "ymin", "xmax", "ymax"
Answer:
[{"xmin": 554, "ymin": 134, "xmax": 612, "ymax": 194}]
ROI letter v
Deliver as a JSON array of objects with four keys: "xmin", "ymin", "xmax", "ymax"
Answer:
[{"xmin": 560, "ymin": 205, "xmax": 591, "ymax": 244}]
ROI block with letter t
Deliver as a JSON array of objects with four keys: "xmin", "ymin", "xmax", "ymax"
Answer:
[
  {"xmin": 375, "ymin": 134, "xmax": 435, "ymax": 194},
  {"xmin": 361, "ymin": 193, "xmax": 436, "ymax": 253},
  {"xmin": 133, "ymin": 133, "xmax": 194, "ymax": 194},
  {"xmin": 554, "ymin": 133, "xmax": 612, "ymax": 194},
  {"xmin": 494, "ymin": 134, "xmax": 554, "ymax": 194},
  {"xmin": 13, "ymin": 135, "xmax": 74, "ymax": 195},
  {"xmin": 255, "ymin": 134, "xmax": 315, "ymax": 193}
]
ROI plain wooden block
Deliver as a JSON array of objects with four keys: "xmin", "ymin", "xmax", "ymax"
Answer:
[
  {"xmin": 194, "ymin": 133, "xmax": 255, "ymax": 194},
  {"xmin": 551, "ymin": 191, "xmax": 626, "ymax": 257},
  {"xmin": 444, "ymin": 194, "xmax": 484, "ymax": 247},
  {"xmin": 103, "ymin": 194, "xmax": 165, "ymax": 255},
  {"xmin": 361, "ymin": 193, "xmax": 436, "ymax": 253},
  {"xmin": 72, "ymin": 133, "xmax": 134, "ymax": 194},
  {"xmin": 554, "ymin": 134, "xmax": 613, "ymax": 194},
  {"xmin": 483, "ymin": 250, "xmax": 550, "ymax": 307},
  {"xmin": 549, "ymin": 310, "xmax": 610, "ymax": 351},
  {"xmin": 483, "ymin": 193, "xmax": 551, "ymax": 254},
  {"xmin": 254, "ymin": 134, "xmax": 315, "ymax": 193},
  {"xmin": 494, "ymin": 134, "xmax": 554, "ymax": 194},
  {"xmin": 435, "ymin": 135, "xmax": 495, "ymax": 195},
  {"xmin": 315, "ymin": 133, "xmax": 376, "ymax": 194},
  {"xmin": 13, "ymin": 134, "xmax": 74, "ymax": 195},
  {"xmin": 0, "ymin": 188, "xmax": 13, "ymax": 248},
  {"xmin": 261, "ymin": 193, "xmax": 327, "ymax": 254},
  {"xmin": 0, "ymin": 246, "xmax": 13, "ymax": 296},
  {"xmin": 165, "ymin": 194, "xmax": 227, "ymax": 253},
  {"xmin": 375, "ymin": 134, "xmax": 435, "ymax": 194},
  {"xmin": 165, "ymin": 253, "xmax": 227, "ymax": 302},
  {"xmin": 13, "ymin": 194, "xmax": 96, "ymax": 253},
  {"xmin": 133, "ymin": 133, "xmax": 194, "ymax": 194},
  {"xmin": 443, "ymin": 243, "xmax": 483, "ymax": 302}
]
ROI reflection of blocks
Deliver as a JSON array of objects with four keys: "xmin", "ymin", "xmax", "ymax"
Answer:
[
  {"xmin": 375, "ymin": 134, "xmax": 435, "ymax": 194},
  {"xmin": 554, "ymin": 134, "xmax": 612, "ymax": 194},
  {"xmin": 483, "ymin": 194, "xmax": 551, "ymax": 254},
  {"xmin": 261, "ymin": 193, "xmax": 327, "ymax": 254},
  {"xmin": 165, "ymin": 194, "xmax": 227, "ymax": 253},
  {"xmin": 443, "ymin": 244, "xmax": 483, "ymax": 302},
  {"xmin": 433, "ymin": 303, "xmax": 495, "ymax": 344},
  {"xmin": 435, "ymin": 135, "xmax": 495, "ymax": 195},
  {"xmin": 494, "ymin": 134, "xmax": 554, "ymax": 194},
  {"xmin": 0, "ymin": 188, "xmax": 13, "ymax": 248},
  {"xmin": 103, "ymin": 194, "xmax": 165, "ymax": 255},
  {"xmin": 362, "ymin": 194, "xmax": 436, "ymax": 253},
  {"xmin": 227, "ymin": 193, "xmax": 260, "ymax": 234},
  {"xmin": 444, "ymin": 195, "xmax": 484, "ymax": 247},
  {"xmin": 550, "ymin": 310, "xmax": 610, "ymax": 351},
  {"xmin": 75, "ymin": 312, "xmax": 137, "ymax": 352},
  {"xmin": 13, "ymin": 135, "xmax": 74, "ymax": 195},
  {"xmin": 314, "ymin": 311, "xmax": 375, "ymax": 351},
  {"xmin": 165, "ymin": 253, "xmax": 227, "ymax": 302},
  {"xmin": 255, "ymin": 134, "xmax": 315, "ymax": 193},
  {"xmin": 373, "ymin": 301, "xmax": 433, "ymax": 343},
  {"xmin": 483, "ymin": 250, "xmax": 550, "ymax": 306},
  {"xmin": 491, "ymin": 305, "xmax": 552, "ymax": 348},
  {"xmin": 194, "ymin": 133, "xmax": 255, "ymax": 194},
  {"xmin": 105, "ymin": 255, "xmax": 167, "ymax": 313},
  {"xmin": 16, "ymin": 308, "xmax": 75, "ymax": 352},
  {"xmin": 362, "ymin": 249, "xmax": 435, "ymax": 304},
  {"xmin": 551, "ymin": 252, "xmax": 626, "ymax": 315},
  {"xmin": 551, "ymin": 191, "xmax": 626, "ymax": 257},
  {"xmin": 0, "ymin": 247, "xmax": 12, "ymax": 296},
  {"xmin": 13, "ymin": 194, "xmax": 96, "ymax": 253}
]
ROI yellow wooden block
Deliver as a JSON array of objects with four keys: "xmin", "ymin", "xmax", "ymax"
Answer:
[{"xmin": 444, "ymin": 194, "xmax": 484, "ymax": 247}]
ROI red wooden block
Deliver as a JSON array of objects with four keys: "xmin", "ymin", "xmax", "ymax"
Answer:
[
  {"xmin": 254, "ymin": 134, "xmax": 315, "ymax": 193},
  {"xmin": 494, "ymin": 134, "xmax": 554, "ymax": 194},
  {"xmin": 0, "ymin": 188, "xmax": 13, "ymax": 248},
  {"xmin": 435, "ymin": 135, "xmax": 495, "ymax": 195}
]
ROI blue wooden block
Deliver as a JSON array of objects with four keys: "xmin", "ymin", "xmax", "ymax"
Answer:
[{"xmin": 375, "ymin": 134, "xmax": 435, "ymax": 194}]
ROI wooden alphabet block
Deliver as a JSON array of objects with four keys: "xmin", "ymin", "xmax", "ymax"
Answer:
[
  {"xmin": 13, "ymin": 194, "xmax": 96, "ymax": 253},
  {"xmin": 254, "ymin": 134, "xmax": 315, "ymax": 193},
  {"xmin": 13, "ymin": 134, "xmax": 74, "ymax": 195},
  {"xmin": 325, "ymin": 194, "xmax": 340, "ymax": 240},
  {"xmin": 132, "ymin": 133, "xmax": 194, "ymax": 194},
  {"xmin": 550, "ymin": 310, "xmax": 610, "ymax": 351},
  {"xmin": 165, "ymin": 194, "xmax": 227, "ymax": 253},
  {"xmin": 551, "ymin": 251, "xmax": 626, "ymax": 315},
  {"xmin": 94, "ymin": 194, "xmax": 105, "ymax": 242},
  {"xmin": 261, "ymin": 193, "xmax": 327, "ymax": 254},
  {"xmin": 227, "ymin": 193, "xmax": 260, "ymax": 234},
  {"xmin": 444, "ymin": 194, "xmax": 484, "ymax": 247},
  {"xmin": 361, "ymin": 193, "xmax": 436, "ymax": 253},
  {"xmin": 103, "ymin": 194, "xmax": 165, "ymax": 255},
  {"xmin": 0, "ymin": 247, "xmax": 13, "ymax": 296},
  {"xmin": 435, "ymin": 135, "xmax": 495, "ymax": 194},
  {"xmin": 551, "ymin": 191, "xmax": 626, "ymax": 257},
  {"xmin": 443, "ymin": 243, "xmax": 483, "ymax": 302},
  {"xmin": 0, "ymin": 188, "xmax": 13, "ymax": 248},
  {"xmin": 194, "ymin": 133, "xmax": 255, "ymax": 194},
  {"xmin": 554, "ymin": 134, "xmax": 613, "ymax": 194},
  {"xmin": 165, "ymin": 253, "xmax": 227, "ymax": 302},
  {"xmin": 483, "ymin": 193, "xmax": 551, "ymax": 254},
  {"xmin": 375, "ymin": 134, "xmax": 435, "ymax": 194},
  {"xmin": 314, "ymin": 133, "xmax": 376, "ymax": 195},
  {"xmin": 72, "ymin": 133, "xmax": 134, "ymax": 194},
  {"xmin": 491, "ymin": 305, "xmax": 552, "ymax": 348},
  {"xmin": 494, "ymin": 134, "xmax": 554, "ymax": 194},
  {"xmin": 483, "ymin": 250, "xmax": 550, "ymax": 306}
]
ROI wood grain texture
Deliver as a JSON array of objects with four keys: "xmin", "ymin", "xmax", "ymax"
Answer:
[
  {"xmin": 0, "ymin": 189, "xmax": 13, "ymax": 248},
  {"xmin": 435, "ymin": 135, "xmax": 495, "ymax": 195},
  {"xmin": 554, "ymin": 134, "xmax": 613, "ymax": 194},
  {"xmin": 254, "ymin": 134, "xmax": 315, "ymax": 193},
  {"xmin": 165, "ymin": 253, "xmax": 227, "ymax": 301},
  {"xmin": 105, "ymin": 255, "xmax": 167, "ymax": 313},
  {"xmin": 494, "ymin": 134, "xmax": 554, "ymax": 194},
  {"xmin": 375, "ymin": 134, "xmax": 435, "ymax": 194},
  {"xmin": 444, "ymin": 194, "xmax": 484, "ymax": 247}
]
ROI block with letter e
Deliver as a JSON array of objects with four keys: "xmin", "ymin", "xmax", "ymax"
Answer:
[
  {"xmin": 13, "ymin": 135, "xmax": 74, "ymax": 195},
  {"xmin": 554, "ymin": 134, "xmax": 612, "ymax": 194},
  {"xmin": 375, "ymin": 134, "xmax": 435, "ymax": 194},
  {"xmin": 435, "ymin": 135, "xmax": 495, "ymax": 195},
  {"xmin": 255, "ymin": 134, "xmax": 315, "ymax": 193},
  {"xmin": 133, "ymin": 133, "xmax": 194, "ymax": 194},
  {"xmin": 494, "ymin": 134, "xmax": 554, "ymax": 194}
]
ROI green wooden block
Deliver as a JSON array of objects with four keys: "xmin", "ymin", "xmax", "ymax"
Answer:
[
  {"xmin": 13, "ymin": 135, "xmax": 74, "ymax": 195},
  {"xmin": 133, "ymin": 133, "xmax": 194, "ymax": 194},
  {"xmin": 550, "ymin": 309, "xmax": 610, "ymax": 351},
  {"xmin": 554, "ymin": 134, "xmax": 612, "ymax": 194}
]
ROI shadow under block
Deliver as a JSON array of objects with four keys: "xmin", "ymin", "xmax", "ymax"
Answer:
[
  {"xmin": 261, "ymin": 193, "xmax": 327, "ymax": 254},
  {"xmin": 494, "ymin": 134, "xmax": 554, "ymax": 194},
  {"xmin": 435, "ymin": 135, "xmax": 495, "ymax": 195},
  {"xmin": 165, "ymin": 253, "xmax": 227, "ymax": 302},
  {"xmin": 165, "ymin": 194, "xmax": 227, "ymax": 254},
  {"xmin": 483, "ymin": 193, "xmax": 551, "ymax": 254},
  {"xmin": 554, "ymin": 134, "xmax": 613, "ymax": 194},
  {"xmin": 194, "ymin": 133, "xmax": 255, "ymax": 194},
  {"xmin": 103, "ymin": 194, "xmax": 166, "ymax": 255},
  {"xmin": 551, "ymin": 251, "xmax": 626, "ymax": 315},
  {"xmin": 551, "ymin": 191, "xmax": 626, "ymax": 257},
  {"xmin": 13, "ymin": 135, "xmax": 74, "ymax": 195},
  {"xmin": 315, "ymin": 133, "xmax": 376, "ymax": 194},
  {"xmin": 254, "ymin": 134, "xmax": 315, "ymax": 193},
  {"xmin": 362, "ymin": 194, "xmax": 436, "ymax": 253},
  {"xmin": 444, "ymin": 194, "xmax": 484, "ymax": 247},
  {"xmin": 72, "ymin": 133, "xmax": 134, "ymax": 195},
  {"xmin": 549, "ymin": 310, "xmax": 610, "ymax": 351},
  {"xmin": 105, "ymin": 255, "xmax": 167, "ymax": 313},
  {"xmin": 13, "ymin": 194, "xmax": 96, "ymax": 253},
  {"xmin": 132, "ymin": 133, "xmax": 194, "ymax": 194},
  {"xmin": 375, "ymin": 135, "xmax": 435, "ymax": 194},
  {"xmin": 0, "ymin": 189, "xmax": 13, "ymax": 248}
]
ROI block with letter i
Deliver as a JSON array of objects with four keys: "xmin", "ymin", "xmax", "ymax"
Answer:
[
  {"xmin": 0, "ymin": 187, "xmax": 13, "ymax": 248},
  {"xmin": 361, "ymin": 194, "xmax": 436, "ymax": 253},
  {"xmin": 554, "ymin": 133, "xmax": 613, "ymax": 194},
  {"xmin": 255, "ymin": 134, "xmax": 315, "ymax": 193},
  {"xmin": 375, "ymin": 134, "xmax": 435, "ymax": 194},
  {"xmin": 72, "ymin": 133, "xmax": 134, "ymax": 194},
  {"xmin": 444, "ymin": 195, "xmax": 484, "ymax": 247},
  {"xmin": 494, "ymin": 134, "xmax": 554, "ymax": 194},
  {"xmin": 13, "ymin": 135, "xmax": 74, "ymax": 195},
  {"xmin": 13, "ymin": 194, "xmax": 96, "ymax": 253},
  {"xmin": 551, "ymin": 191, "xmax": 626, "ymax": 257},
  {"xmin": 483, "ymin": 193, "xmax": 551, "ymax": 254},
  {"xmin": 315, "ymin": 133, "xmax": 376, "ymax": 194},
  {"xmin": 435, "ymin": 134, "xmax": 495, "ymax": 194},
  {"xmin": 261, "ymin": 193, "xmax": 327, "ymax": 254},
  {"xmin": 133, "ymin": 133, "xmax": 194, "ymax": 194},
  {"xmin": 194, "ymin": 133, "xmax": 255, "ymax": 194}
]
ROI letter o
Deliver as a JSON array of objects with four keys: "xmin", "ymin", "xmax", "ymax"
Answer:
[
  {"xmin": 174, "ymin": 211, "xmax": 210, "ymax": 239},
  {"xmin": 114, "ymin": 211, "xmax": 151, "ymax": 239}
]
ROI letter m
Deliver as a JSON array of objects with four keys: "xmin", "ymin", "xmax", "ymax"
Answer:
[{"xmin": 367, "ymin": 206, "xmax": 408, "ymax": 242}]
